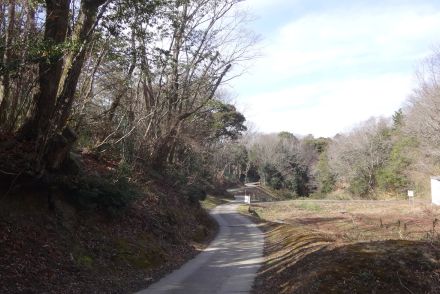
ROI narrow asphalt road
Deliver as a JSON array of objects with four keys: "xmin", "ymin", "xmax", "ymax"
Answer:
[{"xmin": 136, "ymin": 203, "xmax": 264, "ymax": 294}]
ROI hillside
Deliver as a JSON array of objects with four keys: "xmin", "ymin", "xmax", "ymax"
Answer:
[{"xmin": 0, "ymin": 152, "xmax": 216, "ymax": 293}]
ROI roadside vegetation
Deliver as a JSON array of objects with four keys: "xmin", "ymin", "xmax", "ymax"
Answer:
[{"xmin": 200, "ymin": 195, "xmax": 230, "ymax": 211}]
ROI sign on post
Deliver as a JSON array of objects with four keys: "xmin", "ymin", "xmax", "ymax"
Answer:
[
  {"xmin": 244, "ymin": 195, "xmax": 251, "ymax": 204},
  {"xmin": 408, "ymin": 190, "xmax": 414, "ymax": 206}
]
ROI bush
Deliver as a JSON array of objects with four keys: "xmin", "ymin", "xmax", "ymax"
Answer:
[
  {"xmin": 61, "ymin": 175, "xmax": 141, "ymax": 216},
  {"xmin": 182, "ymin": 184, "xmax": 207, "ymax": 203},
  {"xmin": 349, "ymin": 174, "xmax": 371, "ymax": 197},
  {"xmin": 316, "ymin": 152, "xmax": 335, "ymax": 194}
]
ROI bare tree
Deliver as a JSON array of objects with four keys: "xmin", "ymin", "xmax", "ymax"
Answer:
[
  {"xmin": 328, "ymin": 117, "xmax": 392, "ymax": 195},
  {"xmin": 405, "ymin": 51, "xmax": 440, "ymax": 160},
  {"xmin": 82, "ymin": 0, "xmax": 258, "ymax": 168}
]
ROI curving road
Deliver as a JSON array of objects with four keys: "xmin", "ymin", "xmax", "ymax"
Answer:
[{"xmin": 136, "ymin": 203, "xmax": 264, "ymax": 294}]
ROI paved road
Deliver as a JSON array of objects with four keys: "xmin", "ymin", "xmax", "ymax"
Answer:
[{"xmin": 136, "ymin": 203, "xmax": 264, "ymax": 294}]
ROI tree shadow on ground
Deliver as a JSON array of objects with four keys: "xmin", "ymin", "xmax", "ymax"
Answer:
[{"xmin": 255, "ymin": 223, "xmax": 440, "ymax": 294}]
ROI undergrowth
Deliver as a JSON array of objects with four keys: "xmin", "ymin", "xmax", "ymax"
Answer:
[{"xmin": 61, "ymin": 175, "xmax": 142, "ymax": 216}]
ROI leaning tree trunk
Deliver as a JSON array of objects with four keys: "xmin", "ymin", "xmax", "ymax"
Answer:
[{"xmin": 55, "ymin": 0, "xmax": 108, "ymax": 131}]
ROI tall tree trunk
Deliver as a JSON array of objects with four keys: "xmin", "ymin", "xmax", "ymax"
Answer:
[
  {"xmin": 75, "ymin": 43, "xmax": 107, "ymax": 131},
  {"xmin": 166, "ymin": 2, "xmax": 187, "ymax": 125},
  {"xmin": 0, "ymin": 3, "xmax": 5, "ymax": 35},
  {"xmin": 7, "ymin": 1, "xmax": 36, "ymax": 131},
  {"xmin": 121, "ymin": 27, "xmax": 138, "ymax": 163},
  {"xmin": 0, "ymin": 0, "xmax": 16, "ymax": 127},
  {"xmin": 108, "ymin": 17, "xmax": 137, "ymax": 122},
  {"xmin": 18, "ymin": 0, "xmax": 71, "ymax": 141}
]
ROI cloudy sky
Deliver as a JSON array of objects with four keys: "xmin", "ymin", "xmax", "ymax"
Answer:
[{"xmin": 229, "ymin": 0, "xmax": 440, "ymax": 137}]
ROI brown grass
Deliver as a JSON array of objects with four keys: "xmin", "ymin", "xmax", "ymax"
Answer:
[
  {"xmin": 246, "ymin": 200, "xmax": 440, "ymax": 294},
  {"xmin": 253, "ymin": 200, "xmax": 440, "ymax": 242}
]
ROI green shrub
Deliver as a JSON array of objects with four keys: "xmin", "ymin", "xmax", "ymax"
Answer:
[
  {"xmin": 375, "ymin": 136, "xmax": 414, "ymax": 192},
  {"xmin": 349, "ymin": 174, "xmax": 371, "ymax": 197},
  {"xmin": 62, "ymin": 175, "xmax": 141, "ymax": 216},
  {"xmin": 182, "ymin": 184, "xmax": 207, "ymax": 203},
  {"xmin": 76, "ymin": 254, "xmax": 94, "ymax": 268},
  {"xmin": 316, "ymin": 152, "xmax": 336, "ymax": 194}
]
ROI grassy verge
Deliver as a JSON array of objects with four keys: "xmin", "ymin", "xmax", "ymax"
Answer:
[{"xmin": 200, "ymin": 195, "xmax": 229, "ymax": 211}]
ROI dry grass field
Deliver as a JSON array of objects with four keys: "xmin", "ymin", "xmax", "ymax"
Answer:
[
  {"xmin": 244, "ymin": 200, "xmax": 440, "ymax": 294},
  {"xmin": 252, "ymin": 200, "xmax": 440, "ymax": 242}
]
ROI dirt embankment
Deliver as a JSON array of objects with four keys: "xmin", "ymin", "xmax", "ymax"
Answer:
[
  {"xmin": 0, "ymin": 156, "xmax": 217, "ymax": 293},
  {"xmin": 247, "ymin": 201, "xmax": 440, "ymax": 294}
]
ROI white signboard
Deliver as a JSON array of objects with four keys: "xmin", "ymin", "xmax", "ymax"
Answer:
[
  {"xmin": 431, "ymin": 177, "xmax": 440, "ymax": 205},
  {"xmin": 407, "ymin": 190, "xmax": 414, "ymax": 197},
  {"xmin": 244, "ymin": 195, "xmax": 251, "ymax": 204}
]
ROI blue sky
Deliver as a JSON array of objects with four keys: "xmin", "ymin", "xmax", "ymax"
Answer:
[{"xmin": 229, "ymin": 0, "xmax": 440, "ymax": 137}]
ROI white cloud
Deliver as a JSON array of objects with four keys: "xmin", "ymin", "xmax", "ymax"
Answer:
[
  {"xmin": 231, "ymin": 3, "xmax": 440, "ymax": 136},
  {"xmin": 240, "ymin": 74, "xmax": 415, "ymax": 137},
  {"xmin": 239, "ymin": 0, "xmax": 293, "ymax": 11},
  {"xmin": 261, "ymin": 7, "xmax": 440, "ymax": 78}
]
